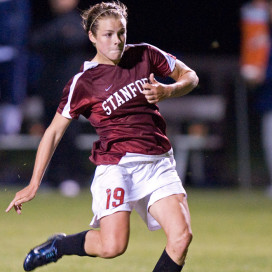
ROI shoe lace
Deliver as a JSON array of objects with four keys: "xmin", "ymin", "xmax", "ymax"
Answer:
[
  {"xmin": 43, "ymin": 239, "xmax": 58, "ymax": 261},
  {"xmin": 45, "ymin": 251, "xmax": 55, "ymax": 260}
]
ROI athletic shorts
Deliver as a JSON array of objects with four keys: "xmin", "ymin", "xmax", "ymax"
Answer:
[{"xmin": 90, "ymin": 149, "xmax": 186, "ymax": 231}]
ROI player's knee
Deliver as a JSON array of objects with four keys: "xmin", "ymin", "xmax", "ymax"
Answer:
[
  {"xmin": 169, "ymin": 228, "xmax": 193, "ymax": 258},
  {"xmin": 181, "ymin": 227, "xmax": 193, "ymax": 248},
  {"xmin": 101, "ymin": 242, "xmax": 127, "ymax": 258},
  {"xmin": 183, "ymin": 228, "xmax": 193, "ymax": 247}
]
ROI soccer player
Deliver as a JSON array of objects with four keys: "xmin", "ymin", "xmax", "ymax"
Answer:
[{"xmin": 6, "ymin": 1, "xmax": 199, "ymax": 271}]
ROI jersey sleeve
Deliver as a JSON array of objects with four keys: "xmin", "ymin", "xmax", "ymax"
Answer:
[
  {"xmin": 146, "ymin": 44, "xmax": 176, "ymax": 77},
  {"xmin": 57, "ymin": 72, "xmax": 90, "ymax": 120}
]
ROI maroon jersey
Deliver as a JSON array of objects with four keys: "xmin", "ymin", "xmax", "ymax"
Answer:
[{"xmin": 57, "ymin": 43, "xmax": 176, "ymax": 165}]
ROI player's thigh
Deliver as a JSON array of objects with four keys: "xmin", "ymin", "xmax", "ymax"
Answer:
[
  {"xmin": 149, "ymin": 194, "xmax": 192, "ymax": 238},
  {"xmin": 100, "ymin": 211, "xmax": 131, "ymax": 248}
]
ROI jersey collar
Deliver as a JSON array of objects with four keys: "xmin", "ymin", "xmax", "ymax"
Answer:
[{"xmin": 83, "ymin": 61, "xmax": 99, "ymax": 71}]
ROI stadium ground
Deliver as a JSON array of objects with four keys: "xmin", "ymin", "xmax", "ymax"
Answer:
[{"xmin": 1, "ymin": 188, "xmax": 271, "ymax": 272}]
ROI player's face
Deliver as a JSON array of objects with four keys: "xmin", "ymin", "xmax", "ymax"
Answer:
[{"xmin": 90, "ymin": 16, "xmax": 127, "ymax": 65}]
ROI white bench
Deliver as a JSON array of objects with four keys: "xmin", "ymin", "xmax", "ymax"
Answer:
[{"xmin": 158, "ymin": 95, "xmax": 226, "ymax": 184}]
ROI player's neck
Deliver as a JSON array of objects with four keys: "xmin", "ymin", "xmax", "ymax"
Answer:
[{"xmin": 91, "ymin": 54, "xmax": 120, "ymax": 66}]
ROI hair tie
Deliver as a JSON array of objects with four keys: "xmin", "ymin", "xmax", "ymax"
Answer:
[{"xmin": 89, "ymin": 9, "xmax": 119, "ymax": 33}]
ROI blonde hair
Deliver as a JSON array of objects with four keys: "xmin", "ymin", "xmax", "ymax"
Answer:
[{"xmin": 81, "ymin": 1, "xmax": 128, "ymax": 36}]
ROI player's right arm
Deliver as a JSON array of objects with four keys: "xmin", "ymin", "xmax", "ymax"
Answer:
[{"xmin": 5, "ymin": 112, "xmax": 72, "ymax": 214}]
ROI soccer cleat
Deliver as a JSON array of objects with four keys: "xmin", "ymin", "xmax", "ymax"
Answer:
[{"xmin": 23, "ymin": 233, "xmax": 66, "ymax": 271}]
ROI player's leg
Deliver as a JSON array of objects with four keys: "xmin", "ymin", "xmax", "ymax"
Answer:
[
  {"xmin": 86, "ymin": 164, "xmax": 131, "ymax": 257},
  {"xmin": 84, "ymin": 210, "xmax": 130, "ymax": 258},
  {"xmin": 149, "ymin": 193, "xmax": 192, "ymax": 271},
  {"xmin": 51, "ymin": 210, "xmax": 131, "ymax": 258},
  {"xmin": 23, "ymin": 211, "xmax": 130, "ymax": 271}
]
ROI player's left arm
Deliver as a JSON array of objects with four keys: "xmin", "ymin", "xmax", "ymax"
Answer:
[{"xmin": 143, "ymin": 59, "xmax": 199, "ymax": 104}]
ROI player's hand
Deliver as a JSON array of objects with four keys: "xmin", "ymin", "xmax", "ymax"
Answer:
[
  {"xmin": 5, "ymin": 184, "xmax": 38, "ymax": 214},
  {"xmin": 142, "ymin": 73, "xmax": 170, "ymax": 104}
]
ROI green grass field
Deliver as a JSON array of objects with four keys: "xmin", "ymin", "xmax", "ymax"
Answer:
[{"xmin": 1, "ymin": 187, "xmax": 271, "ymax": 272}]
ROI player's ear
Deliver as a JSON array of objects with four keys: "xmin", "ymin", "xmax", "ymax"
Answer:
[{"xmin": 88, "ymin": 31, "xmax": 96, "ymax": 44}]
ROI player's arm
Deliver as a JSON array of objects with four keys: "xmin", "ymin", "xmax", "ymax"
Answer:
[
  {"xmin": 5, "ymin": 112, "xmax": 72, "ymax": 214},
  {"xmin": 143, "ymin": 59, "xmax": 199, "ymax": 104}
]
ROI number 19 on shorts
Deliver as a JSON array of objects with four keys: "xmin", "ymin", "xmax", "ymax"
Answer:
[{"xmin": 106, "ymin": 188, "xmax": 125, "ymax": 209}]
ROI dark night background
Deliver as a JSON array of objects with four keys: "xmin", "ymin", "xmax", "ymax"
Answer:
[
  {"xmin": 20, "ymin": 0, "xmax": 266, "ymax": 187},
  {"xmin": 30, "ymin": 0, "xmax": 249, "ymax": 56}
]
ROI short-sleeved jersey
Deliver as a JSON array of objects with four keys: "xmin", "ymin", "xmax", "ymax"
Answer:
[{"xmin": 57, "ymin": 43, "xmax": 176, "ymax": 165}]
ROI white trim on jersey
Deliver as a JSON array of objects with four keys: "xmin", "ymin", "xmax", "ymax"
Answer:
[
  {"xmin": 62, "ymin": 72, "xmax": 84, "ymax": 119},
  {"xmin": 62, "ymin": 62, "xmax": 99, "ymax": 119},
  {"xmin": 83, "ymin": 61, "xmax": 99, "ymax": 72},
  {"xmin": 143, "ymin": 43, "xmax": 176, "ymax": 72}
]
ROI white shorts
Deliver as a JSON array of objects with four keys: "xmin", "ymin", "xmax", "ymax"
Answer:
[{"xmin": 90, "ymin": 149, "xmax": 186, "ymax": 231}]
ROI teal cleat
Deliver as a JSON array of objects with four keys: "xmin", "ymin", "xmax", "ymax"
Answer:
[{"xmin": 23, "ymin": 233, "xmax": 66, "ymax": 271}]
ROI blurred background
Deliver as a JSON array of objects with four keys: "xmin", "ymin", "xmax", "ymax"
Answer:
[{"xmin": 0, "ymin": 0, "xmax": 271, "ymax": 195}]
